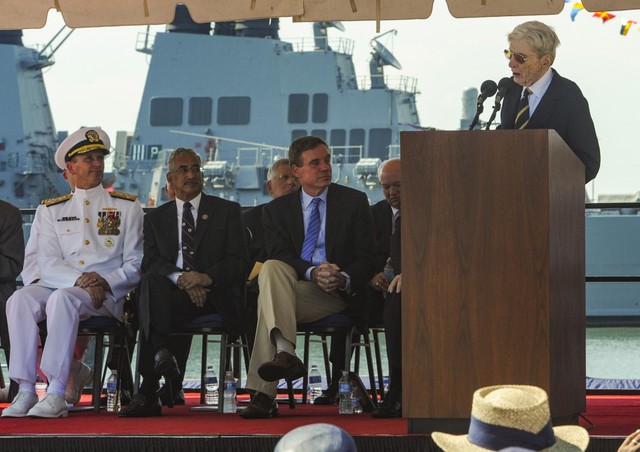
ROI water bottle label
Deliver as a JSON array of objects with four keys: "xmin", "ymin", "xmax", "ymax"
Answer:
[
  {"xmin": 339, "ymin": 383, "xmax": 352, "ymax": 393},
  {"xmin": 205, "ymin": 377, "xmax": 218, "ymax": 385},
  {"xmin": 309, "ymin": 375, "xmax": 322, "ymax": 384},
  {"xmin": 225, "ymin": 382, "xmax": 236, "ymax": 391},
  {"xmin": 107, "ymin": 382, "xmax": 117, "ymax": 391}
]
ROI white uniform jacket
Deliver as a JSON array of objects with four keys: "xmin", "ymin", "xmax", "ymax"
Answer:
[{"xmin": 36, "ymin": 185, "xmax": 143, "ymax": 319}]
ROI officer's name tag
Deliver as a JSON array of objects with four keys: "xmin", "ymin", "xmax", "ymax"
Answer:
[{"xmin": 57, "ymin": 216, "xmax": 80, "ymax": 222}]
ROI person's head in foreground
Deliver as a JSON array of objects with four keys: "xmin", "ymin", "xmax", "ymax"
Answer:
[
  {"xmin": 274, "ymin": 423, "xmax": 357, "ymax": 452},
  {"xmin": 432, "ymin": 385, "xmax": 589, "ymax": 451}
]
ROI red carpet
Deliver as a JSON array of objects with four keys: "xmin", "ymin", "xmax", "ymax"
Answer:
[
  {"xmin": 0, "ymin": 393, "xmax": 636, "ymax": 439},
  {"xmin": 580, "ymin": 395, "xmax": 640, "ymax": 437},
  {"xmin": 0, "ymin": 393, "xmax": 408, "ymax": 436}
]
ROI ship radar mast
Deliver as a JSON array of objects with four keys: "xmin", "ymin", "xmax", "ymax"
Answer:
[
  {"xmin": 312, "ymin": 21, "xmax": 345, "ymax": 50},
  {"xmin": 369, "ymin": 29, "xmax": 401, "ymax": 89}
]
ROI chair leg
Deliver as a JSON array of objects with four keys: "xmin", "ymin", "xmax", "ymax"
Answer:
[
  {"xmin": 200, "ymin": 333, "xmax": 208, "ymax": 405},
  {"xmin": 362, "ymin": 332, "xmax": 378, "ymax": 406},
  {"xmin": 372, "ymin": 329, "xmax": 385, "ymax": 399},
  {"xmin": 93, "ymin": 332, "xmax": 105, "ymax": 413},
  {"xmin": 353, "ymin": 333, "xmax": 361, "ymax": 375},
  {"xmin": 286, "ymin": 379, "xmax": 295, "ymax": 409},
  {"xmin": 301, "ymin": 332, "xmax": 311, "ymax": 405},
  {"xmin": 321, "ymin": 335, "xmax": 331, "ymax": 384},
  {"xmin": 218, "ymin": 333, "xmax": 227, "ymax": 414}
]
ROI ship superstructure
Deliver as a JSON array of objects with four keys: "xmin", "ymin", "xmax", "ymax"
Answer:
[{"xmin": 112, "ymin": 10, "xmax": 423, "ymax": 206}]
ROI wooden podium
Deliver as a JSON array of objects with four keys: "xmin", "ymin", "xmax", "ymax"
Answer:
[{"xmin": 401, "ymin": 130, "xmax": 586, "ymax": 433}]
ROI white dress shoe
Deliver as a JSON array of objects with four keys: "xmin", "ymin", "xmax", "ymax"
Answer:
[
  {"xmin": 65, "ymin": 360, "xmax": 93, "ymax": 405},
  {"xmin": 27, "ymin": 393, "xmax": 68, "ymax": 418},
  {"xmin": 1, "ymin": 391, "xmax": 39, "ymax": 418}
]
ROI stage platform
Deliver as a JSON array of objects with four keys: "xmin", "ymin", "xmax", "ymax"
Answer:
[{"xmin": 0, "ymin": 393, "xmax": 636, "ymax": 451}]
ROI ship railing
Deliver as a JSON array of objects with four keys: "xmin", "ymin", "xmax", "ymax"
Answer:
[
  {"xmin": 233, "ymin": 147, "xmax": 288, "ymax": 168},
  {"xmin": 286, "ymin": 37, "xmax": 355, "ymax": 55},
  {"xmin": 329, "ymin": 145, "xmax": 364, "ymax": 165},
  {"xmin": 136, "ymin": 31, "xmax": 156, "ymax": 55},
  {"xmin": 357, "ymin": 75, "xmax": 419, "ymax": 93},
  {"xmin": 585, "ymin": 202, "xmax": 640, "ymax": 328}
]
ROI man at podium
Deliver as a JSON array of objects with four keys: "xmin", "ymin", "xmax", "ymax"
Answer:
[{"xmin": 500, "ymin": 21, "xmax": 600, "ymax": 183}]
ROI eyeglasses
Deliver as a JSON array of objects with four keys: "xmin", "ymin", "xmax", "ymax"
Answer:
[
  {"xmin": 504, "ymin": 49, "xmax": 529, "ymax": 64},
  {"xmin": 172, "ymin": 166, "xmax": 202, "ymax": 175}
]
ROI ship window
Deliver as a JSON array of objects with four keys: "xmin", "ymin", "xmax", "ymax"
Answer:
[
  {"xmin": 291, "ymin": 130, "xmax": 307, "ymax": 142},
  {"xmin": 368, "ymin": 128, "xmax": 392, "ymax": 160},
  {"xmin": 329, "ymin": 129, "xmax": 346, "ymax": 148},
  {"xmin": 150, "ymin": 97, "xmax": 183, "ymax": 126},
  {"xmin": 217, "ymin": 96, "xmax": 251, "ymax": 125},
  {"xmin": 189, "ymin": 97, "xmax": 212, "ymax": 125},
  {"xmin": 288, "ymin": 94, "xmax": 309, "ymax": 124},
  {"xmin": 347, "ymin": 129, "xmax": 365, "ymax": 163},
  {"xmin": 311, "ymin": 129, "xmax": 327, "ymax": 141},
  {"xmin": 312, "ymin": 93, "xmax": 328, "ymax": 123}
]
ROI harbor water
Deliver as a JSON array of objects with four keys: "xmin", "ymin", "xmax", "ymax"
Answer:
[{"xmin": 178, "ymin": 327, "xmax": 640, "ymax": 387}]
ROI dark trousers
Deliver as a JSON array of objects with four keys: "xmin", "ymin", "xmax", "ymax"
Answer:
[
  {"xmin": 383, "ymin": 292, "xmax": 402, "ymax": 395},
  {"xmin": 137, "ymin": 273, "xmax": 217, "ymax": 394}
]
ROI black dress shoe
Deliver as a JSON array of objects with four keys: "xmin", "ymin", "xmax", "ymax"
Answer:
[
  {"xmin": 158, "ymin": 385, "xmax": 185, "ymax": 406},
  {"xmin": 258, "ymin": 351, "xmax": 307, "ymax": 382},
  {"xmin": 313, "ymin": 382, "xmax": 339, "ymax": 405},
  {"xmin": 371, "ymin": 393, "xmax": 402, "ymax": 418},
  {"xmin": 154, "ymin": 349, "xmax": 180, "ymax": 379},
  {"xmin": 118, "ymin": 394, "xmax": 162, "ymax": 418},
  {"xmin": 239, "ymin": 392, "xmax": 279, "ymax": 419}
]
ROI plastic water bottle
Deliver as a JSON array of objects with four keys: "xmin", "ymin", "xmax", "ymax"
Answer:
[
  {"xmin": 35, "ymin": 376, "xmax": 47, "ymax": 401},
  {"xmin": 384, "ymin": 260, "xmax": 394, "ymax": 283},
  {"xmin": 106, "ymin": 371, "xmax": 119, "ymax": 412},
  {"xmin": 353, "ymin": 394, "xmax": 363, "ymax": 414},
  {"xmin": 222, "ymin": 371, "xmax": 237, "ymax": 413},
  {"xmin": 307, "ymin": 364, "xmax": 322, "ymax": 403},
  {"xmin": 204, "ymin": 366, "xmax": 218, "ymax": 406},
  {"xmin": 338, "ymin": 370, "xmax": 354, "ymax": 414}
]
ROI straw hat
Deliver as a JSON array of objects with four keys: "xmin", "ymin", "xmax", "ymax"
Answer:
[{"xmin": 432, "ymin": 385, "xmax": 589, "ymax": 451}]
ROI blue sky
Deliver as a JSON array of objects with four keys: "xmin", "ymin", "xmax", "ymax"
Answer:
[{"xmin": 21, "ymin": 2, "xmax": 640, "ymax": 199}]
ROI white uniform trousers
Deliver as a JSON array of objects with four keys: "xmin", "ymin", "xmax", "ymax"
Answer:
[
  {"xmin": 246, "ymin": 260, "xmax": 348, "ymax": 397},
  {"xmin": 7, "ymin": 285, "xmax": 112, "ymax": 389}
]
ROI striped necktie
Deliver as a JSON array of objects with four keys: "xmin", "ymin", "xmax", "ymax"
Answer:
[
  {"xmin": 514, "ymin": 88, "xmax": 532, "ymax": 129},
  {"xmin": 301, "ymin": 197, "xmax": 321, "ymax": 262},
  {"xmin": 182, "ymin": 201, "xmax": 196, "ymax": 271}
]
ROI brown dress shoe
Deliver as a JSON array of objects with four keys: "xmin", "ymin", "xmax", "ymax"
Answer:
[
  {"xmin": 258, "ymin": 351, "xmax": 307, "ymax": 382},
  {"xmin": 239, "ymin": 392, "xmax": 279, "ymax": 419}
]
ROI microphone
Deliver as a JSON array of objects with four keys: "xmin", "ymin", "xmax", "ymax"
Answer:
[
  {"xmin": 484, "ymin": 77, "xmax": 515, "ymax": 130},
  {"xmin": 493, "ymin": 77, "xmax": 514, "ymax": 110},
  {"xmin": 476, "ymin": 80, "xmax": 498, "ymax": 108},
  {"xmin": 469, "ymin": 80, "xmax": 497, "ymax": 130}
]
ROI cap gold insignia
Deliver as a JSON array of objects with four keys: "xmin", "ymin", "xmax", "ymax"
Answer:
[
  {"xmin": 201, "ymin": 214, "xmax": 209, "ymax": 220},
  {"xmin": 86, "ymin": 130, "xmax": 100, "ymax": 143},
  {"xmin": 104, "ymin": 238, "xmax": 114, "ymax": 248}
]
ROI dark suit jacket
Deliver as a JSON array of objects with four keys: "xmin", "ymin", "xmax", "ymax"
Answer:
[
  {"xmin": 139, "ymin": 193, "xmax": 248, "ymax": 336},
  {"xmin": 263, "ymin": 183, "xmax": 375, "ymax": 331},
  {"xmin": 500, "ymin": 69, "xmax": 600, "ymax": 183},
  {"xmin": 369, "ymin": 200, "xmax": 393, "ymax": 325},
  {"xmin": 0, "ymin": 200, "xmax": 24, "ymax": 354},
  {"xmin": 242, "ymin": 203, "xmax": 266, "ymax": 272}
]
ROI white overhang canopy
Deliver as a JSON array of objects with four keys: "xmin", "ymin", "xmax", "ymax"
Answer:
[{"xmin": 0, "ymin": 0, "xmax": 639, "ymax": 30}]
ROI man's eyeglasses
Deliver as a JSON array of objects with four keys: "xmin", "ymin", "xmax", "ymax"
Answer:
[
  {"xmin": 504, "ymin": 49, "xmax": 529, "ymax": 64},
  {"xmin": 172, "ymin": 166, "xmax": 202, "ymax": 175}
]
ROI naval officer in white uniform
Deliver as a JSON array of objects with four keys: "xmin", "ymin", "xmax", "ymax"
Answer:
[{"xmin": 1, "ymin": 127, "xmax": 143, "ymax": 418}]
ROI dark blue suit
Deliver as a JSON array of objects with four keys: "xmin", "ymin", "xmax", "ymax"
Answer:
[{"xmin": 500, "ymin": 69, "xmax": 600, "ymax": 183}]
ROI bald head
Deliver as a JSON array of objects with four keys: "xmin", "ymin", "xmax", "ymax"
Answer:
[{"xmin": 379, "ymin": 158, "xmax": 401, "ymax": 210}]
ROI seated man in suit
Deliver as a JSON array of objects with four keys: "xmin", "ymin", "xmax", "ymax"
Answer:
[
  {"xmin": 240, "ymin": 136, "xmax": 375, "ymax": 419},
  {"xmin": 2, "ymin": 127, "xmax": 143, "ymax": 418},
  {"xmin": 119, "ymin": 147, "xmax": 248, "ymax": 417},
  {"xmin": 243, "ymin": 158, "xmax": 299, "ymax": 352},
  {"xmin": 499, "ymin": 20, "xmax": 600, "ymax": 183},
  {"xmin": 0, "ymin": 199, "xmax": 24, "ymax": 401},
  {"xmin": 368, "ymin": 158, "xmax": 403, "ymax": 418}
]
